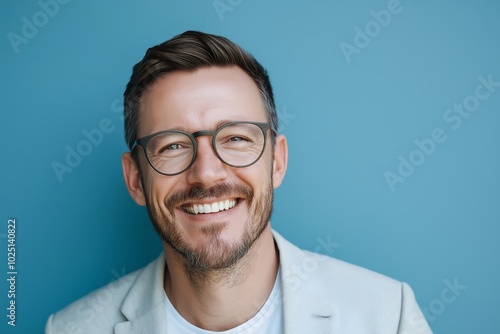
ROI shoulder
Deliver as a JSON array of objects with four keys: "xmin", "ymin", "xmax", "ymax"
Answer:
[
  {"xmin": 273, "ymin": 230, "xmax": 432, "ymax": 332},
  {"xmin": 274, "ymin": 230, "xmax": 405, "ymax": 304},
  {"xmin": 45, "ymin": 254, "xmax": 162, "ymax": 334},
  {"xmin": 274, "ymin": 230, "xmax": 399, "ymax": 280}
]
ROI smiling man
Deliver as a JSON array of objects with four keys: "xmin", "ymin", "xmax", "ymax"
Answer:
[{"xmin": 46, "ymin": 31, "xmax": 432, "ymax": 333}]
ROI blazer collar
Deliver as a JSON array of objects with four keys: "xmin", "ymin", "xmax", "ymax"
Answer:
[
  {"xmin": 114, "ymin": 230, "xmax": 337, "ymax": 333},
  {"xmin": 273, "ymin": 230, "xmax": 338, "ymax": 333},
  {"xmin": 114, "ymin": 252, "xmax": 168, "ymax": 333}
]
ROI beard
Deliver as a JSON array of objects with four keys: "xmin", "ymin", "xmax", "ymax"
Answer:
[{"xmin": 143, "ymin": 177, "xmax": 274, "ymax": 283}]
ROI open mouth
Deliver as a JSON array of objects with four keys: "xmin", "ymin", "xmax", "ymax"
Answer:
[{"xmin": 182, "ymin": 198, "xmax": 239, "ymax": 215}]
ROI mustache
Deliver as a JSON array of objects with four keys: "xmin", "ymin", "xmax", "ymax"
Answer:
[{"xmin": 165, "ymin": 183, "xmax": 254, "ymax": 211}]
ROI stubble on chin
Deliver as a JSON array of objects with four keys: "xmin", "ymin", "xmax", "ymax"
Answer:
[{"xmin": 143, "ymin": 178, "xmax": 274, "ymax": 288}]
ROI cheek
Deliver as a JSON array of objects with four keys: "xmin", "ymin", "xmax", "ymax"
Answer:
[
  {"xmin": 234, "ymin": 160, "xmax": 273, "ymax": 193},
  {"xmin": 256, "ymin": 150, "xmax": 275, "ymax": 181},
  {"xmin": 142, "ymin": 169, "xmax": 175, "ymax": 210},
  {"xmin": 142, "ymin": 168, "xmax": 157, "ymax": 200}
]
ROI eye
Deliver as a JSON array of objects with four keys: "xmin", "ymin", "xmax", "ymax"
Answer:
[
  {"xmin": 228, "ymin": 136, "xmax": 248, "ymax": 142},
  {"xmin": 159, "ymin": 143, "xmax": 183, "ymax": 153}
]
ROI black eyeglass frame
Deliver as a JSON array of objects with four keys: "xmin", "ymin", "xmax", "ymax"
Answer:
[{"xmin": 132, "ymin": 121, "xmax": 277, "ymax": 176}]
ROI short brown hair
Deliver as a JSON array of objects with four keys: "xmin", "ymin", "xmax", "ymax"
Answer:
[{"xmin": 123, "ymin": 30, "xmax": 277, "ymax": 150}]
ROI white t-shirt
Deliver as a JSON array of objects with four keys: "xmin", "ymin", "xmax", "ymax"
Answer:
[{"xmin": 164, "ymin": 269, "xmax": 283, "ymax": 333}]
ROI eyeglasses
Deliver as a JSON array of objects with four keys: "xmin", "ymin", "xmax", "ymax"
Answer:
[{"xmin": 132, "ymin": 121, "xmax": 276, "ymax": 176}]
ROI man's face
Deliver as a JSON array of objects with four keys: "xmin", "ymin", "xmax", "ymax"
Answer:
[{"xmin": 126, "ymin": 66, "xmax": 287, "ymax": 271}]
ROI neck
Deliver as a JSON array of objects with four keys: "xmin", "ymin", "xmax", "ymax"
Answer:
[{"xmin": 163, "ymin": 225, "xmax": 279, "ymax": 331}]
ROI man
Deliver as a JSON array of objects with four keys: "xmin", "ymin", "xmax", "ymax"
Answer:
[{"xmin": 46, "ymin": 31, "xmax": 432, "ymax": 333}]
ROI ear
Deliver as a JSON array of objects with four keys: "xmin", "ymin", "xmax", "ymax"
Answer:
[
  {"xmin": 122, "ymin": 152, "xmax": 146, "ymax": 206},
  {"xmin": 272, "ymin": 134, "xmax": 288, "ymax": 189}
]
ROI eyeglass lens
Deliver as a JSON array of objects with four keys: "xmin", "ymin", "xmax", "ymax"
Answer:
[{"xmin": 145, "ymin": 123, "xmax": 266, "ymax": 175}]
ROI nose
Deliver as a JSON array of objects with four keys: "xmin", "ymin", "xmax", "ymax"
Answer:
[{"xmin": 185, "ymin": 136, "xmax": 229, "ymax": 186}]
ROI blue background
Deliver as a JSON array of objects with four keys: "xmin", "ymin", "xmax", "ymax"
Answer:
[{"xmin": 1, "ymin": 0, "xmax": 499, "ymax": 332}]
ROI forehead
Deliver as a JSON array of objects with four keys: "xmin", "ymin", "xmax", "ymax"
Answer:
[{"xmin": 138, "ymin": 66, "xmax": 267, "ymax": 136}]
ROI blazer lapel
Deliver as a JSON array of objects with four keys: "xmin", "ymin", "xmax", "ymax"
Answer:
[
  {"xmin": 114, "ymin": 253, "xmax": 168, "ymax": 334},
  {"xmin": 282, "ymin": 292, "xmax": 338, "ymax": 334},
  {"xmin": 115, "ymin": 232, "xmax": 338, "ymax": 334},
  {"xmin": 274, "ymin": 231, "xmax": 338, "ymax": 334}
]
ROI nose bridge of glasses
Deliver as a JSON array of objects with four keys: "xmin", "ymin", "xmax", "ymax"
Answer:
[
  {"xmin": 192, "ymin": 129, "xmax": 218, "ymax": 151},
  {"xmin": 192, "ymin": 129, "xmax": 217, "ymax": 140},
  {"xmin": 191, "ymin": 129, "xmax": 220, "ymax": 160}
]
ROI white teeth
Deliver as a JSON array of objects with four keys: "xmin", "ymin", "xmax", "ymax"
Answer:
[{"xmin": 184, "ymin": 199, "xmax": 237, "ymax": 214}]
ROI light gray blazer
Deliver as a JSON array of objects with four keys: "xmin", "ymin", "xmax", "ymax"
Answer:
[{"xmin": 46, "ymin": 231, "xmax": 432, "ymax": 333}]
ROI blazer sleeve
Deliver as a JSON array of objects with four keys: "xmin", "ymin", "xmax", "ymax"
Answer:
[{"xmin": 398, "ymin": 282, "xmax": 433, "ymax": 334}]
